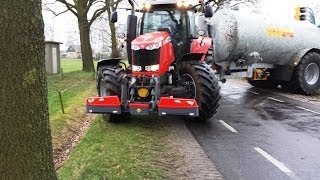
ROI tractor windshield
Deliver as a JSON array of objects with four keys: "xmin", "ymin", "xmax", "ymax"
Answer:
[{"xmin": 142, "ymin": 9, "xmax": 187, "ymax": 58}]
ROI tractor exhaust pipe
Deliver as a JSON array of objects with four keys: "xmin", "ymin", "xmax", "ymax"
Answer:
[
  {"xmin": 128, "ymin": 0, "xmax": 135, "ymax": 15},
  {"xmin": 127, "ymin": 0, "xmax": 137, "ymax": 65}
]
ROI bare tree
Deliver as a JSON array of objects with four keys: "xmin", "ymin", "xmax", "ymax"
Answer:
[
  {"xmin": 0, "ymin": 0, "xmax": 56, "ymax": 178},
  {"xmin": 44, "ymin": 0, "xmax": 122, "ymax": 72},
  {"xmin": 65, "ymin": 29, "xmax": 80, "ymax": 48},
  {"xmin": 44, "ymin": 22, "xmax": 55, "ymax": 41},
  {"xmin": 91, "ymin": 12, "xmax": 127, "ymax": 59},
  {"xmin": 106, "ymin": 1, "xmax": 123, "ymax": 58}
]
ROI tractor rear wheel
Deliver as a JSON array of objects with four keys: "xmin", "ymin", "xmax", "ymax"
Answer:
[
  {"xmin": 284, "ymin": 52, "xmax": 320, "ymax": 95},
  {"xmin": 178, "ymin": 61, "xmax": 221, "ymax": 121},
  {"xmin": 97, "ymin": 66, "xmax": 128, "ymax": 123}
]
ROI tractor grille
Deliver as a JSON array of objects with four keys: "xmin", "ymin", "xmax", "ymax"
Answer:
[{"xmin": 133, "ymin": 49, "xmax": 160, "ymax": 70}]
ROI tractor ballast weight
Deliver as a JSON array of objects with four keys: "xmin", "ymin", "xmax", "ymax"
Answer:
[{"xmin": 211, "ymin": 9, "xmax": 320, "ymax": 94}]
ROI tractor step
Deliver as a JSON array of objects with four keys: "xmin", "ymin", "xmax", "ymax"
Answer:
[
  {"xmin": 158, "ymin": 97, "xmax": 199, "ymax": 117},
  {"xmin": 86, "ymin": 96, "xmax": 122, "ymax": 114}
]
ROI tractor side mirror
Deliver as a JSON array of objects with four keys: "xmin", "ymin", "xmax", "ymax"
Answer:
[
  {"xmin": 111, "ymin": 11, "xmax": 118, "ymax": 23},
  {"xmin": 204, "ymin": 5, "xmax": 213, "ymax": 18}
]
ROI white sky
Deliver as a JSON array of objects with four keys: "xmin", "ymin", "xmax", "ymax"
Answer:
[{"xmin": 42, "ymin": 0, "xmax": 320, "ymax": 51}]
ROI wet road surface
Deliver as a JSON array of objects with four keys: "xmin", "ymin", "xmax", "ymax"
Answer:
[{"xmin": 186, "ymin": 80, "xmax": 320, "ymax": 180}]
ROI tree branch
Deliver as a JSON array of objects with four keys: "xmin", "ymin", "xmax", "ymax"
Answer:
[
  {"xmin": 56, "ymin": 0, "xmax": 78, "ymax": 17},
  {"xmin": 89, "ymin": 6, "xmax": 108, "ymax": 26},
  {"xmin": 44, "ymin": 7, "xmax": 69, "ymax": 16}
]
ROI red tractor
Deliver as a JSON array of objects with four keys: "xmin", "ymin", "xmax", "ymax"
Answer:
[{"xmin": 86, "ymin": 0, "xmax": 221, "ymax": 122}]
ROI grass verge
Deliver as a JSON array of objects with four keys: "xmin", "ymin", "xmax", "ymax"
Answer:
[
  {"xmin": 50, "ymin": 60, "xmax": 181, "ymax": 178},
  {"xmin": 57, "ymin": 116, "xmax": 179, "ymax": 179},
  {"xmin": 47, "ymin": 60, "xmax": 96, "ymax": 152}
]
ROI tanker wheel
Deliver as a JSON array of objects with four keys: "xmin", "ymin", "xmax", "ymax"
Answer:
[
  {"xmin": 247, "ymin": 79, "xmax": 279, "ymax": 89},
  {"xmin": 97, "ymin": 66, "xmax": 129, "ymax": 123},
  {"xmin": 286, "ymin": 52, "xmax": 320, "ymax": 95},
  {"xmin": 178, "ymin": 61, "xmax": 221, "ymax": 121}
]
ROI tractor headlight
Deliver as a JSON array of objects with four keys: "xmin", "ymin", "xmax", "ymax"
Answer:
[
  {"xmin": 132, "ymin": 44, "xmax": 140, "ymax": 51},
  {"xmin": 132, "ymin": 65, "xmax": 142, "ymax": 72},
  {"xmin": 144, "ymin": 2, "xmax": 151, "ymax": 11},
  {"xmin": 145, "ymin": 64, "xmax": 160, "ymax": 71},
  {"xmin": 177, "ymin": 0, "xmax": 189, "ymax": 8},
  {"xmin": 146, "ymin": 41, "xmax": 162, "ymax": 50}
]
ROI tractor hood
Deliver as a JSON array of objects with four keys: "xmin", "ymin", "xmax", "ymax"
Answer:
[{"xmin": 131, "ymin": 31, "xmax": 171, "ymax": 50}]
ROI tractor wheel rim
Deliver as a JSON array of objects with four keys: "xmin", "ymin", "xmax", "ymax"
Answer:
[
  {"xmin": 181, "ymin": 74, "xmax": 196, "ymax": 99},
  {"xmin": 305, "ymin": 63, "xmax": 320, "ymax": 85},
  {"xmin": 99, "ymin": 79, "xmax": 107, "ymax": 97}
]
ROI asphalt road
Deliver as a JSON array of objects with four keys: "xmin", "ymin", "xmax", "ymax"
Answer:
[{"xmin": 187, "ymin": 80, "xmax": 320, "ymax": 180}]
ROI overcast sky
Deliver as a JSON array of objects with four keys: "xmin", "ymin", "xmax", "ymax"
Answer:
[{"xmin": 42, "ymin": 0, "xmax": 320, "ymax": 50}]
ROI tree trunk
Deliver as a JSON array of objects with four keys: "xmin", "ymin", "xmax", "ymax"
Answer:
[
  {"xmin": 78, "ymin": 17, "xmax": 95, "ymax": 72},
  {"xmin": 0, "ymin": 1, "xmax": 56, "ymax": 179},
  {"xmin": 110, "ymin": 22, "xmax": 120, "ymax": 58}
]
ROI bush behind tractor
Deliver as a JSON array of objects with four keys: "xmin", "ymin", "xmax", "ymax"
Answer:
[{"xmin": 87, "ymin": 0, "xmax": 221, "ymax": 122}]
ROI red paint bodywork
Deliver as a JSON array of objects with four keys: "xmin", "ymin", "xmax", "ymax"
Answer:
[
  {"xmin": 86, "ymin": 96, "xmax": 121, "ymax": 107},
  {"xmin": 191, "ymin": 37, "xmax": 212, "ymax": 61},
  {"xmin": 131, "ymin": 31, "xmax": 174, "ymax": 77},
  {"xmin": 129, "ymin": 103, "xmax": 150, "ymax": 108},
  {"xmin": 158, "ymin": 97, "xmax": 198, "ymax": 109}
]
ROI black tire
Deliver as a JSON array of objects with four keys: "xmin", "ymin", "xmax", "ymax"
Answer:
[
  {"xmin": 247, "ymin": 79, "xmax": 279, "ymax": 89},
  {"xmin": 284, "ymin": 52, "xmax": 320, "ymax": 95},
  {"xmin": 177, "ymin": 61, "xmax": 221, "ymax": 121},
  {"xmin": 97, "ymin": 66, "xmax": 128, "ymax": 123},
  {"xmin": 205, "ymin": 47, "xmax": 213, "ymax": 65}
]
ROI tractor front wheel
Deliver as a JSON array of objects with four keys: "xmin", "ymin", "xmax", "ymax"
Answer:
[
  {"xmin": 97, "ymin": 66, "xmax": 128, "ymax": 123},
  {"xmin": 178, "ymin": 61, "xmax": 221, "ymax": 121}
]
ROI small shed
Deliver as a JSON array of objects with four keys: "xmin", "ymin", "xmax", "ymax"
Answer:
[
  {"xmin": 66, "ymin": 45, "xmax": 82, "ymax": 59},
  {"xmin": 45, "ymin": 41, "xmax": 62, "ymax": 74}
]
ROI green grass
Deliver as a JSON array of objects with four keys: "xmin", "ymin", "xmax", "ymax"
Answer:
[
  {"xmin": 50, "ymin": 60, "xmax": 179, "ymax": 179},
  {"xmin": 47, "ymin": 60, "xmax": 97, "ymax": 150},
  {"xmin": 58, "ymin": 116, "xmax": 175, "ymax": 179},
  {"xmin": 60, "ymin": 59, "xmax": 83, "ymax": 73}
]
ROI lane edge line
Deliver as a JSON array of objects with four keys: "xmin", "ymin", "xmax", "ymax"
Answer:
[{"xmin": 219, "ymin": 120, "xmax": 238, "ymax": 133}]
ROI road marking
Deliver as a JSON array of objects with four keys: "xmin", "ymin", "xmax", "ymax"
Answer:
[
  {"xmin": 249, "ymin": 91, "xmax": 260, "ymax": 95},
  {"xmin": 297, "ymin": 106, "xmax": 320, "ymax": 115},
  {"xmin": 219, "ymin": 120, "xmax": 238, "ymax": 133},
  {"xmin": 254, "ymin": 147, "xmax": 293, "ymax": 174},
  {"xmin": 267, "ymin": 97, "xmax": 284, "ymax": 103}
]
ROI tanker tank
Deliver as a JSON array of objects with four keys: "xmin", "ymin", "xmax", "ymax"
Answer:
[
  {"xmin": 210, "ymin": 9, "xmax": 320, "ymax": 67},
  {"xmin": 209, "ymin": 8, "xmax": 320, "ymax": 95}
]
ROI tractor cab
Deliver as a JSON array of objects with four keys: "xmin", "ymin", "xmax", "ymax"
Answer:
[{"xmin": 140, "ymin": 2, "xmax": 191, "ymax": 58}]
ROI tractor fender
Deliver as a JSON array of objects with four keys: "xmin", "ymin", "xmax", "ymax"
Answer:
[
  {"xmin": 96, "ymin": 58, "xmax": 121, "ymax": 71},
  {"xmin": 290, "ymin": 48, "xmax": 320, "ymax": 67},
  {"xmin": 180, "ymin": 53, "xmax": 204, "ymax": 62}
]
